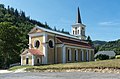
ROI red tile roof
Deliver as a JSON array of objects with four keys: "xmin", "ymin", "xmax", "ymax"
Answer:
[
  {"xmin": 57, "ymin": 37, "xmax": 92, "ymax": 48},
  {"xmin": 28, "ymin": 49, "xmax": 44, "ymax": 56}
]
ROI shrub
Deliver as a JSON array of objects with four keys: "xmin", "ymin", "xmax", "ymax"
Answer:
[
  {"xmin": 95, "ymin": 54, "xmax": 109, "ymax": 60},
  {"xmin": 110, "ymin": 56, "xmax": 115, "ymax": 59},
  {"xmin": 115, "ymin": 55, "xmax": 120, "ymax": 59}
]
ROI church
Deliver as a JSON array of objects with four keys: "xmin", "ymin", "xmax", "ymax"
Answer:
[{"xmin": 20, "ymin": 7, "xmax": 94, "ymax": 65}]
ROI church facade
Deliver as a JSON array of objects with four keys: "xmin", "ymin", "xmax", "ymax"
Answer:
[{"xmin": 20, "ymin": 7, "xmax": 94, "ymax": 65}]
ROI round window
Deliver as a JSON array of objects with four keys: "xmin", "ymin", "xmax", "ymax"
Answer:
[
  {"xmin": 48, "ymin": 40, "xmax": 54, "ymax": 48},
  {"xmin": 34, "ymin": 40, "xmax": 40, "ymax": 48}
]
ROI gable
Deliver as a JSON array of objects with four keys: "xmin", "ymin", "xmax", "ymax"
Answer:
[
  {"xmin": 29, "ymin": 26, "xmax": 44, "ymax": 34},
  {"xmin": 21, "ymin": 49, "xmax": 32, "ymax": 56},
  {"xmin": 31, "ymin": 28, "xmax": 43, "ymax": 34}
]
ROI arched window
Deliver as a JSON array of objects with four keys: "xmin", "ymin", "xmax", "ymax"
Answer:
[
  {"xmin": 81, "ymin": 30, "xmax": 82, "ymax": 35},
  {"xmin": 83, "ymin": 30, "xmax": 85, "ymax": 35},
  {"xmin": 26, "ymin": 58, "xmax": 29, "ymax": 64},
  {"xmin": 75, "ymin": 49, "xmax": 78, "ymax": 61},
  {"xmin": 75, "ymin": 27, "xmax": 77, "ymax": 35},
  {"xmin": 68, "ymin": 48, "xmax": 71, "ymax": 61},
  {"xmin": 26, "ymin": 56, "xmax": 29, "ymax": 64},
  {"xmin": 78, "ymin": 30, "xmax": 79, "ymax": 34},
  {"xmin": 34, "ymin": 40, "xmax": 40, "ymax": 48},
  {"xmin": 37, "ymin": 58, "xmax": 40, "ymax": 64},
  {"xmin": 48, "ymin": 39, "xmax": 54, "ymax": 48},
  {"xmin": 68, "ymin": 49, "xmax": 70, "ymax": 61}
]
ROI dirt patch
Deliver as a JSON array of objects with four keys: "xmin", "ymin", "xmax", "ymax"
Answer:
[{"xmin": 25, "ymin": 68, "xmax": 120, "ymax": 73}]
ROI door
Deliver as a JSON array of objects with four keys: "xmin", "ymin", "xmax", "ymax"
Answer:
[{"xmin": 26, "ymin": 58, "xmax": 29, "ymax": 64}]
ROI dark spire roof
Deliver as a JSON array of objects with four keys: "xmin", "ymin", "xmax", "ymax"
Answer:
[{"xmin": 76, "ymin": 7, "xmax": 82, "ymax": 24}]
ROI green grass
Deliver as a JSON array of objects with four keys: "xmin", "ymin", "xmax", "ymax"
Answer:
[{"xmin": 9, "ymin": 59, "xmax": 120, "ymax": 71}]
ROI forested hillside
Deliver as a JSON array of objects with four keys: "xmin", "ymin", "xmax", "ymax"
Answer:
[
  {"xmin": 93, "ymin": 40, "xmax": 120, "ymax": 55},
  {"xmin": 93, "ymin": 40, "xmax": 107, "ymax": 46},
  {"xmin": 98, "ymin": 39, "xmax": 120, "ymax": 55},
  {"xmin": 0, "ymin": 4, "xmax": 69, "ymax": 68}
]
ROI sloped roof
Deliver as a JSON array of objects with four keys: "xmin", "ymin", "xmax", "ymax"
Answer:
[
  {"xmin": 57, "ymin": 37, "xmax": 92, "ymax": 48},
  {"xmin": 28, "ymin": 49, "xmax": 44, "ymax": 56},
  {"xmin": 76, "ymin": 7, "xmax": 82, "ymax": 23},
  {"xmin": 28, "ymin": 26, "xmax": 80, "ymax": 39},
  {"xmin": 95, "ymin": 51, "xmax": 116, "ymax": 57},
  {"xmin": 21, "ymin": 49, "xmax": 44, "ymax": 56}
]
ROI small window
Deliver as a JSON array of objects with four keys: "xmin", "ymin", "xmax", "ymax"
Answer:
[
  {"xmin": 73, "ymin": 30, "xmax": 74, "ymax": 35},
  {"xmin": 34, "ymin": 40, "xmax": 40, "ymax": 48},
  {"xmin": 48, "ymin": 40, "xmax": 54, "ymax": 48}
]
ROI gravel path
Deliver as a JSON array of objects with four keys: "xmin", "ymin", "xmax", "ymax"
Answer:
[
  {"xmin": 0, "ymin": 71, "xmax": 120, "ymax": 79},
  {"xmin": 0, "ymin": 70, "xmax": 12, "ymax": 74}
]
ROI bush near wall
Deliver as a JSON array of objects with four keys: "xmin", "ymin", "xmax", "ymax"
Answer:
[
  {"xmin": 115, "ymin": 55, "xmax": 120, "ymax": 59},
  {"xmin": 94, "ymin": 54, "xmax": 109, "ymax": 60}
]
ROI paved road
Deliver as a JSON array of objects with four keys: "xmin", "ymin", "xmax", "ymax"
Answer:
[{"xmin": 0, "ymin": 72, "xmax": 120, "ymax": 79}]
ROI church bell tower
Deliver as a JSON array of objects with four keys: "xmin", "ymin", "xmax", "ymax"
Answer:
[{"xmin": 72, "ymin": 7, "xmax": 86, "ymax": 40}]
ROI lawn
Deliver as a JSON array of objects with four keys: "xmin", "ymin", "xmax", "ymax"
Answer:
[{"xmin": 9, "ymin": 59, "xmax": 120, "ymax": 72}]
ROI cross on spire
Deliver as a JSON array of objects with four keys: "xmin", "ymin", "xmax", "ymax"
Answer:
[{"xmin": 76, "ymin": 7, "xmax": 82, "ymax": 24}]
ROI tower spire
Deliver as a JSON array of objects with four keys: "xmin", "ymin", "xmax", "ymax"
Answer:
[{"xmin": 76, "ymin": 7, "xmax": 82, "ymax": 24}]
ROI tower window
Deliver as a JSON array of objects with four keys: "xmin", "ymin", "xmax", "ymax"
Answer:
[
  {"xmin": 83, "ymin": 30, "xmax": 85, "ymax": 35},
  {"xmin": 81, "ymin": 30, "xmax": 82, "ymax": 35},
  {"xmin": 73, "ymin": 30, "xmax": 74, "ymax": 35},
  {"xmin": 75, "ymin": 27, "xmax": 77, "ymax": 34},
  {"xmin": 78, "ymin": 30, "xmax": 79, "ymax": 34}
]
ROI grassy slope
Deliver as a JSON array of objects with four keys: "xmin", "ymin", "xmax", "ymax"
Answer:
[{"xmin": 9, "ymin": 59, "xmax": 120, "ymax": 71}]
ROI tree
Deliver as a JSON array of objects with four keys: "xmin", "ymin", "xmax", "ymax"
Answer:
[
  {"xmin": 0, "ymin": 4, "xmax": 4, "ymax": 8},
  {"xmin": 54, "ymin": 26, "xmax": 57, "ymax": 31},
  {"xmin": 20, "ymin": 11, "xmax": 25, "ymax": 18},
  {"xmin": 87, "ymin": 36, "xmax": 93, "ymax": 45},
  {"xmin": 44, "ymin": 22, "xmax": 52, "ymax": 30},
  {"xmin": 14, "ymin": 9, "xmax": 19, "ymax": 17},
  {"xmin": 0, "ymin": 22, "xmax": 20, "ymax": 68},
  {"xmin": 61, "ymin": 29, "xmax": 64, "ymax": 33}
]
